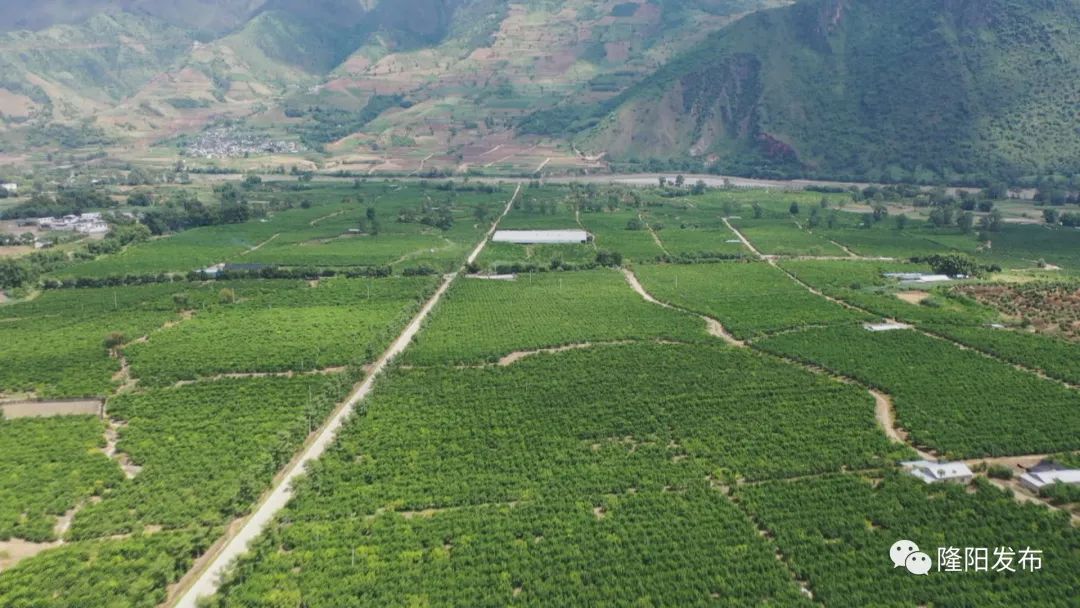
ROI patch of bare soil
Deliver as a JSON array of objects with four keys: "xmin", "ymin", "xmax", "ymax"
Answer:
[
  {"xmin": 0, "ymin": 246, "xmax": 33, "ymax": 258},
  {"xmin": 0, "ymin": 88, "xmax": 35, "ymax": 117},
  {"xmin": 896, "ymin": 291, "xmax": 931, "ymax": 305},
  {"xmin": 955, "ymin": 283, "xmax": 1080, "ymax": 342},
  {"xmin": 0, "ymin": 538, "xmax": 62, "ymax": 571},
  {"xmin": 103, "ymin": 420, "xmax": 141, "ymax": 479},
  {"xmin": 0, "ymin": 399, "xmax": 103, "ymax": 419}
]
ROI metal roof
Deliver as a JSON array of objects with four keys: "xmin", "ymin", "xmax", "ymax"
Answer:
[{"xmin": 492, "ymin": 230, "xmax": 590, "ymax": 244}]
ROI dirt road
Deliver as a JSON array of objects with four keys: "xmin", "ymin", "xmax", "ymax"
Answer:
[
  {"xmin": 621, "ymin": 268, "xmax": 744, "ymax": 347},
  {"xmin": 172, "ymin": 185, "xmax": 521, "ymax": 608}
]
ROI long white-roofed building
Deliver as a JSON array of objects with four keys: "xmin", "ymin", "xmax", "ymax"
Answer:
[{"xmin": 492, "ymin": 229, "xmax": 590, "ymax": 244}]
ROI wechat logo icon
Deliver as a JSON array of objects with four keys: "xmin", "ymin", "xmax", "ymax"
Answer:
[{"xmin": 891, "ymin": 540, "xmax": 932, "ymax": 575}]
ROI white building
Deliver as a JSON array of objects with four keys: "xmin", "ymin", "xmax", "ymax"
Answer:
[
  {"xmin": 884, "ymin": 272, "xmax": 953, "ymax": 284},
  {"xmin": 902, "ymin": 460, "xmax": 974, "ymax": 484},
  {"xmin": 37, "ymin": 213, "xmax": 109, "ymax": 234},
  {"xmin": 1, "ymin": 183, "xmax": 16, "ymax": 194},
  {"xmin": 1019, "ymin": 465, "xmax": 1080, "ymax": 492},
  {"xmin": 864, "ymin": 322, "xmax": 912, "ymax": 332},
  {"xmin": 75, "ymin": 221, "xmax": 109, "ymax": 235},
  {"xmin": 493, "ymin": 230, "xmax": 590, "ymax": 244}
]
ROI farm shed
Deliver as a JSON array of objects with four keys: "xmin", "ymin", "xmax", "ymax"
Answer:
[
  {"xmin": 1019, "ymin": 466, "xmax": 1080, "ymax": 492},
  {"xmin": 884, "ymin": 272, "xmax": 953, "ymax": 284},
  {"xmin": 902, "ymin": 460, "xmax": 973, "ymax": 484},
  {"xmin": 493, "ymin": 230, "xmax": 590, "ymax": 244},
  {"xmin": 864, "ymin": 322, "xmax": 912, "ymax": 332}
]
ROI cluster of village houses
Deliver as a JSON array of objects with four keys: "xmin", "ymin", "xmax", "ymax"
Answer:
[
  {"xmin": 28, "ymin": 212, "xmax": 110, "ymax": 235},
  {"xmin": 6, "ymin": 210, "xmax": 112, "ymax": 250}
]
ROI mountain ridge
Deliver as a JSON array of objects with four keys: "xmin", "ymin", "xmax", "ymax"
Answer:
[
  {"xmin": 1, "ymin": 0, "xmax": 1077, "ymax": 185},
  {"xmin": 581, "ymin": 0, "xmax": 1080, "ymax": 182}
]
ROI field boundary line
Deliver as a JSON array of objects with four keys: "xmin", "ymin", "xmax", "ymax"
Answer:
[
  {"xmin": 171, "ymin": 184, "xmax": 521, "ymax": 608},
  {"xmin": 726, "ymin": 493, "xmax": 818, "ymax": 602}
]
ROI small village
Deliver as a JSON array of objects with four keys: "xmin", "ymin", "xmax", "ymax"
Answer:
[{"xmin": 182, "ymin": 127, "xmax": 304, "ymax": 159}]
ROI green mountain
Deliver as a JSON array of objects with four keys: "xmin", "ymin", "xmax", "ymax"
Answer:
[
  {"xmin": 581, "ymin": 0, "xmax": 1080, "ymax": 183},
  {"xmin": 0, "ymin": 0, "xmax": 781, "ymax": 169}
]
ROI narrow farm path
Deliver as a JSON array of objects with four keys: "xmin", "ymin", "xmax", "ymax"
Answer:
[
  {"xmin": 498, "ymin": 342, "xmax": 632, "ymax": 366},
  {"xmin": 641, "ymin": 214, "xmax": 671, "ymax": 257},
  {"xmin": 828, "ymin": 238, "xmax": 859, "ymax": 258},
  {"xmin": 170, "ymin": 366, "xmax": 349, "ymax": 388},
  {"xmin": 171, "ymin": 184, "xmax": 522, "ymax": 608},
  {"xmin": 573, "ymin": 207, "xmax": 598, "ymax": 252},
  {"xmin": 722, "ymin": 217, "xmax": 763, "ymax": 258},
  {"xmin": 871, "ymin": 389, "xmax": 935, "ymax": 460},
  {"xmin": 309, "ymin": 209, "xmax": 347, "ymax": 226},
  {"xmin": 621, "ymin": 268, "xmax": 743, "ymax": 346},
  {"xmin": 409, "ymin": 153, "xmax": 435, "ymax": 176},
  {"xmin": 240, "ymin": 233, "xmax": 280, "ymax": 256}
]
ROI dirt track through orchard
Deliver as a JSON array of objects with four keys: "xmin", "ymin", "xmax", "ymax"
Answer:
[{"xmin": 171, "ymin": 184, "xmax": 522, "ymax": 608}]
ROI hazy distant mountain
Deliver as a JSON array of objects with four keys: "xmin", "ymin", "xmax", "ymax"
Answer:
[
  {"xmin": 582, "ymin": 0, "xmax": 1080, "ymax": 182},
  {"xmin": 0, "ymin": 0, "xmax": 267, "ymax": 35},
  {"xmin": 0, "ymin": 0, "xmax": 776, "ymax": 158},
  {"xmin": 7, "ymin": 0, "xmax": 1075, "ymax": 183}
]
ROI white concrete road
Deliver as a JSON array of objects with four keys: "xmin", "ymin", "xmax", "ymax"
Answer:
[{"xmin": 173, "ymin": 184, "xmax": 521, "ymax": 607}]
